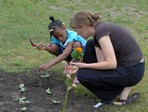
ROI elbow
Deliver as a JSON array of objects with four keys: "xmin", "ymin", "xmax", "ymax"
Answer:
[
  {"xmin": 112, "ymin": 64, "xmax": 117, "ymax": 69},
  {"xmin": 111, "ymin": 61, "xmax": 117, "ymax": 69}
]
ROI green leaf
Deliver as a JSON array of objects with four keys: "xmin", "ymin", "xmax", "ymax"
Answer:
[
  {"xmin": 19, "ymin": 98, "xmax": 26, "ymax": 103},
  {"xmin": 46, "ymin": 88, "xmax": 52, "ymax": 95},
  {"xmin": 19, "ymin": 100, "xmax": 25, "ymax": 104},
  {"xmin": 19, "ymin": 84, "xmax": 25, "ymax": 88},
  {"xmin": 41, "ymin": 73, "xmax": 50, "ymax": 78},
  {"xmin": 52, "ymin": 100, "xmax": 60, "ymax": 104},
  {"xmin": 18, "ymin": 97, "xmax": 30, "ymax": 104},
  {"xmin": 19, "ymin": 97, "xmax": 26, "ymax": 101},
  {"xmin": 50, "ymin": 98, "xmax": 60, "ymax": 104},
  {"xmin": 46, "ymin": 88, "xmax": 51, "ymax": 95},
  {"xmin": 20, "ymin": 88, "xmax": 25, "ymax": 92},
  {"xmin": 25, "ymin": 100, "xmax": 30, "ymax": 104},
  {"xmin": 21, "ymin": 107, "xmax": 27, "ymax": 111}
]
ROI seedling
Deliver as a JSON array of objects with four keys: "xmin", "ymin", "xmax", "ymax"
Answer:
[
  {"xmin": 40, "ymin": 73, "xmax": 50, "ymax": 78},
  {"xmin": 46, "ymin": 88, "xmax": 52, "ymax": 95},
  {"xmin": 48, "ymin": 98, "xmax": 60, "ymax": 104},
  {"xmin": 20, "ymin": 107, "xmax": 27, "ymax": 111},
  {"xmin": 19, "ymin": 83, "xmax": 25, "ymax": 92},
  {"xmin": 18, "ymin": 97, "xmax": 30, "ymax": 104}
]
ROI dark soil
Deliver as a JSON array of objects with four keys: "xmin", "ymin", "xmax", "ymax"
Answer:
[{"xmin": 0, "ymin": 69, "xmax": 107, "ymax": 112}]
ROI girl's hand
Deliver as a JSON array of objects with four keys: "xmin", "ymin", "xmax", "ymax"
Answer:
[
  {"xmin": 70, "ymin": 62, "xmax": 85, "ymax": 69},
  {"xmin": 36, "ymin": 44, "xmax": 47, "ymax": 50},
  {"xmin": 39, "ymin": 63, "xmax": 50, "ymax": 72}
]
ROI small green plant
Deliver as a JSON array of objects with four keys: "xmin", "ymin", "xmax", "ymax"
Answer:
[
  {"xmin": 40, "ymin": 73, "xmax": 50, "ymax": 78},
  {"xmin": 46, "ymin": 88, "xmax": 52, "ymax": 95},
  {"xmin": 18, "ymin": 97, "xmax": 30, "ymax": 104},
  {"xmin": 19, "ymin": 83, "xmax": 25, "ymax": 92},
  {"xmin": 18, "ymin": 83, "xmax": 30, "ymax": 111},
  {"xmin": 20, "ymin": 107, "xmax": 27, "ymax": 111},
  {"xmin": 18, "ymin": 97, "xmax": 30, "ymax": 111},
  {"xmin": 48, "ymin": 98, "xmax": 61, "ymax": 104},
  {"xmin": 71, "ymin": 47, "xmax": 83, "ymax": 61}
]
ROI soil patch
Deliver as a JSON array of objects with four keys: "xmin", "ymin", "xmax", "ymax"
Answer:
[{"xmin": 0, "ymin": 69, "xmax": 104, "ymax": 112}]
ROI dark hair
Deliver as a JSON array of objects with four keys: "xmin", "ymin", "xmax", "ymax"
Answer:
[{"xmin": 48, "ymin": 16, "xmax": 63, "ymax": 35}]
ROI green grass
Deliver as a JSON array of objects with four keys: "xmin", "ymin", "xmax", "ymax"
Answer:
[{"xmin": 0, "ymin": 0, "xmax": 148, "ymax": 111}]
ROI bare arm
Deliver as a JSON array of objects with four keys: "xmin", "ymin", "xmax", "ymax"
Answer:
[
  {"xmin": 47, "ymin": 42, "xmax": 74, "ymax": 67},
  {"xmin": 95, "ymin": 47, "xmax": 106, "ymax": 62},
  {"xmin": 39, "ymin": 42, "xmax": 74, "ymax": 71}
]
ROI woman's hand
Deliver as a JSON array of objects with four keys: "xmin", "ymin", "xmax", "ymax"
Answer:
[
  {"xmin": 39, "ymin": 63, "xmax": 50, "ymax": 72},
  {"xmin": 65, "ymin": 65, "xmax": 78, "ymax": 74},
  {"xmin": 70, "ymin": 62, "xmax": 86, "ymax": 69}
]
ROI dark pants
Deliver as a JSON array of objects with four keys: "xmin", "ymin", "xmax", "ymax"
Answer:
[{"xmin": 77, "ymin": 39, "xmax": 145, "ymax": 103}]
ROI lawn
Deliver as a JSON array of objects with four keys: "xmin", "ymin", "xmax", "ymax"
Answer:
[{"xmin": 0, "ymin": 0, "xmax": 148, "ymax": 112}]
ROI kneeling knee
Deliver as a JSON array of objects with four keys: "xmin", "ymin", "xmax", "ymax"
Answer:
[{"xmin": 77, "ymin": 69, "xmax": 85, "ymax": 81}]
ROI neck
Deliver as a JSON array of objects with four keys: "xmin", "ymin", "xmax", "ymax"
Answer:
[{"xmin": 88, "ymin": 25, "xmax": 96, "ymax": 37}]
